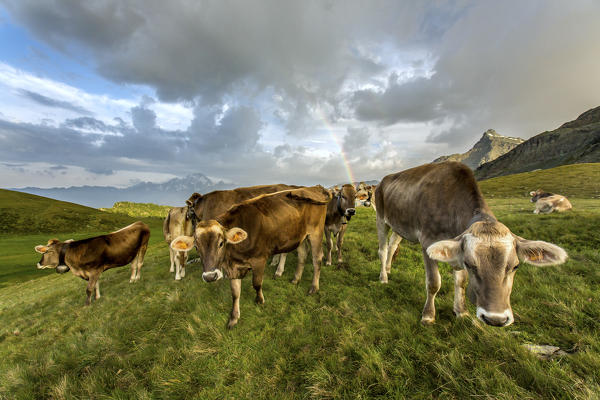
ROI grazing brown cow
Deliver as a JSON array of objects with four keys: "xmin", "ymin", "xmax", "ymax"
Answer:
[
  {"xmin": 163, "ymin": 203, "xmax": 197, "ymax": 280},
  {"xmin": 188, "ymin": 184, "xmax": 301, "ymax": 273},
  {"xmin": 171, "ymin": 186, "xmax": 330, "ymax": 328},
  {"xmin": 376, "ymin": 162, "xmax": 567, "ymax": 327},
  {"xmin": 529, "ymin": 189, "xmax": 572, "ymax": 214},
  {"xmin": 35, "ymin": 221, "xmax": 150, "ymax": 305}
]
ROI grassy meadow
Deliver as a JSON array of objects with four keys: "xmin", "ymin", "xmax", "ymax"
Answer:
[{"xmin": 1, "ymin": 165, "xmax": 599, "ymax": 399}]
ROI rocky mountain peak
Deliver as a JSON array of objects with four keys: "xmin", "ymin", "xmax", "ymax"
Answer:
[{"xmin": 559, "ymin": 105, "xmax": 600, "ymax": 129}]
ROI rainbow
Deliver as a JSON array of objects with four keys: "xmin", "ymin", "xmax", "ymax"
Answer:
[{"xmin": 315, "ymin": 108, "xmax": 355, "ymax": 184}]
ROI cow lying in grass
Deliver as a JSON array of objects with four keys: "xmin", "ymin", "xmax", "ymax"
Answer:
[
  {"xmin": 376, "ymin": 162, "xmax": 568, "ymax": 327},
  {"xmin": 529, "ymin": 189, "xmax": 572, "ymax": 214},
  {"xmin": 171, "ymin": 186, "xmax": 330, "ymax": 328},
  {"xmin": 35, "ymin": 221, "xmax": 150, "ymax": 305}
]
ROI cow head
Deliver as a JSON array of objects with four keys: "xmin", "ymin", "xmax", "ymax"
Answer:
[
  {"xmin": 356, "ymin": 185, "xmax": 374, "ymax": 208},
  {"xmin": 529, "ymin": 189, "xmax": 549, "ymax": 203},
  {"xmin": 336, "ymin": 184, "xmax": 357, "ymax": 221},
  {"xmin": 34, "ymin": 239, "xmax": 70, "ymax": 273},
  {"xmin": 186, "ymin": 192, "xmax": 203, "ymax": 219},
  {"xmin": 427, "ymin": 220, "xmax": 567, "ymax": 327},
  {"xmin": 170, "ymin": 221, "xmax": 248, "ymax": 283}
]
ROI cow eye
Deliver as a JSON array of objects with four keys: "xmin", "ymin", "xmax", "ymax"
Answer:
[
  {"xmin": 218, "ymin": 240, "xmax": 224, "ymax": 248},
  {"xmin": 513, "ymin": 264, "xmax": 519, "ymax": 271}
]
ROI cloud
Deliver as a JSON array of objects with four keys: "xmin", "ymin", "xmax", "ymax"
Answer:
[{"xmin": 17, "ymin": 89, "xmax": 93, "ymax": 115}]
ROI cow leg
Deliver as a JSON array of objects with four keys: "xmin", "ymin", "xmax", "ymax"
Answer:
[
  {"xmin": 228, "ymin": 278, "xmax": 242, "ymax": 329},
  {"xmin": 377, "ymin": 216, "xmax": 390, "ymax": 283},
  {"xmin": 385, "ymin": 232, "xmax": 402, "ymax": 274},
  {"xmin": 251, "ymin": 260, "xmax": 266, "ymax": 304},
  {"xmin": 421, "ymin": 247, "xmax": 441, "ymax": 325},
  {"xmin": 180, "ymin": 252, "xmax": 186, "ymax": 278},
  {"xmin": 169, "ymin": 247, "xmax": 175, "ymax": 273},
  {"xmin": 174, "ymin": 251, "xmax": 182, "ymax": 281},
  {"xmin": 129, "ymin": 258, "xmax": 138, "ymax": 283},
  {"xmin": 274, "ymin": 253, "xmax": 287, "ymax": 278},
  {"xmin": 95, "ymin": 279, "xmax": 101, "ymax": 300},
  {"xmin": 308, "ymin": 234, "xmax": 324, "ymax": 294},
  {"xmin": 86, "ymin": 274, "xmax": 100, "ymax": 305},
  {"xmin": 453, "ymin": 269, "xmax": 468, "ymax": 317},
  {"xmin": 336, "ymin": 224, "xmax": 347, "ymax": 264},
  {"xmin": 270, "ymin": 254, "xmax": 280, "ymax": 267},
  {"xmin": 133, "ymin": 238, "xmax": 148, "ymax": 282},
  {"xmin": 291, "ymin": 239, "xmax": 307, "ymax": 285},
  {"xmin": 324, "ymin": 228, "xmax": 333, "ymax": 266}
]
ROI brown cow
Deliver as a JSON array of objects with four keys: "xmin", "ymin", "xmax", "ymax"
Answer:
[
  {"xmin": 188, "ymin": 184, "xmax": 301, "ymax": 273},
  {"xmin": 35, "ymin": 221, "xmax": 150, "ymax": 305},
  {"xmin": 163, "ymin": 204, "xmax": 196, "ymax": 280},
  {"xmin": 272, "ymin": 184, "xmax": 357, "ymax": 276},
  {"xmin": 529, "ymin": 189, "xmax": 572, "ymax": 214},
  {"xmin": 171, "ymin": 186, "xmax": 330, "ymax": 328},
  {"xmin": 324, "ymin": 184, "xmax": 357, "ymax": 266},
  {"xmin": 376, "ymin": 162, "xmax": 567, "ymax": 327},
  {"xmin": 356, "ymin": 183, "xmax": 376, "ymax": 209}
]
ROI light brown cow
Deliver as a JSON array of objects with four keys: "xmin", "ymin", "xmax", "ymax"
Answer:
[
  {"xmin": 163, "ymin": 204, "xmax": 196, "ymax": 280},
  {"xmin": 324, "ymin": 184, "xmax": 357, "ymax": 266},
  {"xmin": 35, "ymin": 221, "xmax": 150, "ymax": 305},
  {"xmin": 376, "ymin": 162, "xmax": 567, "ymax": 327},
  {"xmin": 188, "ymin": 184, "xmax": 301, "ymax": 274},
  {"xmin": 356, "ymin": 183, "xmax": 376, "ymax": 209},
  {"xmin": 529, "ymin": 189, "xmax": 572, "ymax": 214},
  {"xmin": 171, "ymin": 186, "xmax": 330, "ymax": 328}
]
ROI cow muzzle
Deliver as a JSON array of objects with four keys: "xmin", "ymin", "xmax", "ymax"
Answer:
[
  {"xmin": 56, "ymin": 265, "xmax": 70, "ymax": 274},
  {"xmin": 363, "ymin": 201, "xmax": 371, "ymax": 207},
  {"xmin": 202, "ymin": 269, "xmax": 223, "ymax": 283},
  {"xmin": 37, "ymin": 263, "xmax": 54, "ymax": 270},
  {"xmin": 476, "ymin": 307, "xmax": 514, "ymax": 327}
]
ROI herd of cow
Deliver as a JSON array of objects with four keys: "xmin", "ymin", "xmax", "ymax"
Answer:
[{"xmin": 35, "ymin": 161, "xmax": 571, "ymax": 329}]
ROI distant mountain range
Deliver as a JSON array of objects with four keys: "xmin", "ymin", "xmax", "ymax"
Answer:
[
  {"xmin": 11, "ymin": 173, "xmax": 234, "ymax": 208},
  {"xmin": 475, "ymin": 106, "xmax": 600, "ymax": 180},
  {"xmin": 433, "ymin": 129, "xmax": 524, "ymax": 169}
]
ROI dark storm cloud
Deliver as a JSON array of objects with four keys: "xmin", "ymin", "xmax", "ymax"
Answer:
[{"xmin": 18, "ymin": 89, "xmax": 93, "ymax": 115}]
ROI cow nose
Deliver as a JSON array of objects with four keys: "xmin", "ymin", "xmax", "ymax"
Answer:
[
  {"xmin": 364, "ymin": 201, "xmax": 371, "ymax": 207},
  {"xmin": 202, "ymin": 269, "xmax": 223, "ymax": 283},
  {"xmin": 481, "ymin": 314, "xmax": 509, "ymax": 327},
  {"xmin": 346, "ymin": 208, "xmax": 356, "ymax": 216}
]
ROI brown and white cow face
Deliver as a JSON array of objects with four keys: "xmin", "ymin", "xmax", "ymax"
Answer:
[
  {"xmin": 34, "ymin": 239, "xmax": 70, "ymax": 273},
  {"xmin": 427, "ymin": 220, "xmax": 567, "ymax": 327},
  {"xmin": 337, "ymin": 184, "xmax": 357, "ymax": 219},
  {"xmin": 529, "ymin": 189, "xmax": 551, "ymax": 203},
  {"xmin": 170, "ymin": 221, "xmax": 247, "ymax": 283},
  {"xmin": 356, "ymin": 185, "xmax": 374, "ymax": 207}
]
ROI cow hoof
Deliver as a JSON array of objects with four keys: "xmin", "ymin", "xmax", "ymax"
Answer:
[
  {"xmin": 169, "ymin": 268, "xmax": 174, "ymax": 273},
  {"xmin": 379, "ymin": 276, "xmax": 388, "ymax": 284},
  {"xmin": 273, "ymin": 273, "xmax": 282, "ymax": 279},
  {"xmin": 421, "ymin": 317, "xmax": 435, "ymax": 325},
  {"xmin": 129, "ymin": 279, "xmax": 134, "ymax": 283},
  {"xmin": 454, "ymin": 311, "xmax": 469, "ymax": 318},
  {"xmin": 325, "ymin": 261, "xmax": 332, "ymax": 266},
  {"xmin": 308, "ymin": 286, "xmax": 319, "ymax": 295},
  {"xmin": 227, "ymin": 319, "xmax": 238, "ymax": 329},
  {"xmin": 291, "ymin": 278, "xmax": 299, "ymax": 285},
  {"xmin": 255, "ymin": 296, "xmax": 264, "ymax": 304},
  {"xmin": 175, "ymin": 277, "xmax": 181, "ymax": 281}
]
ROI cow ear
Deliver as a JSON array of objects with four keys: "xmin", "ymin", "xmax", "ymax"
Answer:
[
  {"xmin": 529, "ymin": 191, "xmax": 536, "ymax": 196},
  {"xmin": 225, "ymin": 228, "xmax": 247, "ymax": 244},
  {"xmin": 35, "ymin": 245, "xmax": 48, "ymax": 254},
  {"xmin": 516, "ymin": 238, "xmax": 567, "ymax": 266},
  {"xmin": 47, "ymin": 238, "xmax": 60, "ymax": 246},
  {"xmin": 426, "ymin": 240, "xmax": 462, "ymax": 264},
  {"xmin": 170, "ymin": 236, "xmax": 195, "ymax": 252}
]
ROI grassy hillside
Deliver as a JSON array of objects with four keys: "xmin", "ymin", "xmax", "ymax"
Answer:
[
  {"xmin": 100, "ymin": 201, "xmax": 173, "ymax": 218},
  {"xmin": 0, "ymin": 182, "xmax": 599, "ymax": 398},
  {"xmin": 0, "ymin": 190, "xmax": 164, "ymax": 287},
  {"xmin": 0, "ymin": 189, "xmax": 138, "ymax": 235},
  {"xmin": 479, "ymin": 163, "xmax": 600, "ymax": 199}
]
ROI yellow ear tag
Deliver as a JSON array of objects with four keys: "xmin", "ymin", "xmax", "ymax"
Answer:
[
  {"xmin": 175, "ymin": 241, "xmax": 188, "ymax": 250},
  {"xmin": 232, "ymin": 232, "xmax": 242, "ymax": 242}
]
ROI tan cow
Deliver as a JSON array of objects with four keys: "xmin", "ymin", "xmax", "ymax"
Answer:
[
  {"xmin": 529, "ymin": 189, "xmax": 572, "ymax": 214},
  {"xmin": 35, "ymin": 221, "xmax": 150, "ymax": 305},
  {"xmin": 376, "ymin": 162, "xmax": 567, "ymax": 327},
  {"xmin": 163, "ymin": 203, "xmax": 197, "ymax": 280},
  {"xmin": 188, "ymin": 184, "xmax": 301, "ymax": 274},
  {"xmin": 171, "ymin": 186, "xmax": 330, "ymax": 328},
  {"xmin": 356, "ymin": 183, "xmax": 376, "ymax": 209}
]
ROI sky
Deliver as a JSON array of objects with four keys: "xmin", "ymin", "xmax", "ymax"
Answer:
[{"xmin": 0, "ymin": 0, "xmax": 599, "ymax": 189}]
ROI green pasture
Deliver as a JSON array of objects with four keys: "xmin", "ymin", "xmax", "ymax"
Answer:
[{"xmin": 0, "ymin": 165, "xmax": 599, "ymax": 399}]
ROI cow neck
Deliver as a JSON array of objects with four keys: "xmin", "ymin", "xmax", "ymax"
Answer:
[
  {"xmin": 59, "ymin": 242, "xmax": 70, "ymax": 266},
  {"xmin": 336, "ymin": 194, "xmax": 346, "ymax": 222}
]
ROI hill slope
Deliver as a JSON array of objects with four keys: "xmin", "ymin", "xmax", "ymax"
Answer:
[
  {"xmin": 475, "ymin": 106, "xmax": 600, "ymax": 179},
  {"xmin": 434, "ymin": 129, "xmax": 524, "ymax": 169}
]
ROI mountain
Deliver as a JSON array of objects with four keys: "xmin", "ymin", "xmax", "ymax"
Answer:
[
  {"xmin": 11, "ymin": 173, "xmax": 234, "ymax": 208},
  {"xmin": 475, "ymin": 106, "xmax": 600, "ymax": 180},
  {"xmin": 433, "ymin": 129, "xmax": 524, "ymax": 169}
]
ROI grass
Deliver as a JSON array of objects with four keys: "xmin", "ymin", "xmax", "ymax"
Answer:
[
  {"xmin": 0, "ymin": 170, "xmax": 599, "ymax": 399},
  {"xmin": 100, "ymin": 201, "xmax": 173, "ymax": 218}
]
